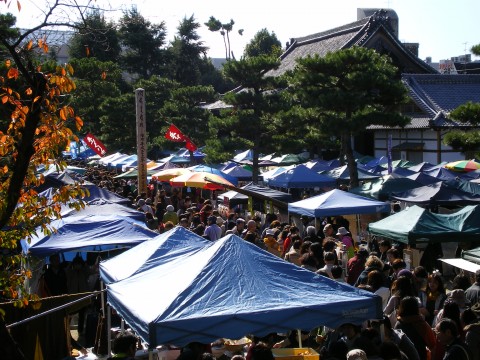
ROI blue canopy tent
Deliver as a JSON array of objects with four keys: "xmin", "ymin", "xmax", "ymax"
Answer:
[
  {"xmin": 23, "ymin": 214, "xmax": 157, "ymax": 258},
  {"xmin": 268, "ymin": 165, "xmax": 336, "ymax": 188},
  {"xmin": 107, "ymin": 234, "xmax": 381, "ymax": 346},
  {"xmin": 288, "ymin": 189, "xmax": 390, "ymax": 217},
  {"xmin": 62, "ymin": 199, "xmax": 146, "ymax": 223},
  {"xmin": 222, "ymin": 165, "xmax": 253, "ymax": 181},
  {"xmin": 100, "ymin": 227, "xmax": 209, "ymax": 284},
  {"xmin": 38, "ymin": 184, "xmax": 131, "ymax": 206},
  {"xmin": 404, "ymin": 172, "xmax": 439, "ymax": 186},
  {"xmin": 325, "ymin": 165, "xmax": 382, "ymax": 182}
]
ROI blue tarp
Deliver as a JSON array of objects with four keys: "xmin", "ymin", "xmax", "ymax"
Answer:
[
  {"xmin": 326, "ymin": 165, "xmax": 382, "ymax": 182},
  {"xmin": 100, "ymin": 227, "xmax": 209, "ymax": 284},
  {"xmin": 107, "ymin": 234, "xmax": 381, "ymax": 346},
  {"xmin": 288, "ymin": 189, "xmax": 391, "ymax": 217},
  {"xmin": 23, "ymin": 214, "xmax": 157, "ymax": 258},
  {"xmin": 39, "ymin": 184, "xmax": 131, "ymax": 206},
  {"xmin": 268, "ymin": 164, "xmax": 336, "ymax": 188}
]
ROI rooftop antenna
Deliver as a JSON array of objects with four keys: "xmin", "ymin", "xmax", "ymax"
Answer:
[{"xmin": 463, "ymin": 42, "xmax": 468, "ymax": 74}]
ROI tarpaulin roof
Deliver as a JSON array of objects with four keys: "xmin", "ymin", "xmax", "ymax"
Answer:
[
  {"xmin": 390, "ymin": 181, "xmax": 480, "ymax": 205},
  {"xmin": 367, "ymin": 205, "xmax": 480, "ymax": 244},
  {"xmin": 62, "ymin": 199, "xmax": 146, "ymax": 223},
  {"xmin": 325, "ymin": 165, "xmax": 382, "ymax": 182},
  {"xmin": 100, "ymin": 227, "xmax": 209, "ymax": 284},
  {"xmin": 268, "ymin": 164, "xmax": 336, "ymax": 188},
  {"xmin": 288, "ymin": 189, "xmax": 390, "ymax": 217},
  {"xmin": 462, "ymin": 246, "xmax": 480, "ymax": 264},
  {"xmin": 23, "ymin": 214, "xmax": 157, "ymax": 257},
  {"xmin": 350, "ymin": 175, "xmax": 422, "ymax": 201},
  {"xmin": 217, "ymin": 183, "xmax": 293, "ymax": 206},
  {"xmin": 107, "ymin": 234, "xmax": 381, "ymax": 347}
]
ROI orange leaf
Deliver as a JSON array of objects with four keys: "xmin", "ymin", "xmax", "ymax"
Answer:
[
  {"xmin": 3, "ymin": 165, "xmax": 8, "ymax": 174},
  {"xmin": 7, "ymin": 68, "xmax": 18, "ymax": 80},
  {"xmin": 75, "ymin": 116, "xmax": 83, "ymax": 129},
  {"xmin": 101, "ymin": 71, "xmax": 107, "ymax": 80},
  {"xmin": 33, "ymin": 96, "xmax": 41, "ymax": 103},
  {"xmin": 26, "ymin": 39, "xmax": 32, "ymax": 50},
  {"xmin": 5, "ymin": 59, "xmax": 11, "ymax": 68},
  {"xmin": 43, "ymin": 44, "xmax": 48, "ymax": 54},
  {"xmin": 59, "ymin": 108, "xmax": 66, "ymax": 121},
  {"xmin": 85, "ymin": 47, "xmax": 90, "ymax": 57},
  {"xmin": 25, "ymin": 88, "xmax": 32, "ymax": 95},
  {"xmin": 66, "ymin": 63, "xmax": 74, "ymax": 75},
  {"xmin": 17, "ymin": 0, "xmax": 21, "ymax": 12},
  {"xmin": 1, "ymin": 95, "xmax": 8, "ymax": 104},
  {"xmin": 61, "ymin": 67, "xmax": 66, "ymax": 76}
]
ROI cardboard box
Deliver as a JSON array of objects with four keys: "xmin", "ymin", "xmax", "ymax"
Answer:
[{"xmin": 272, "ymin": 348, "xmax": 320, "ymax": 360}]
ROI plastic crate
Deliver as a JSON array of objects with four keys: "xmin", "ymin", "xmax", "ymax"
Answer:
[{"xmin": 272, "ymin": 348, "xmax": 320, "ymax": 360}]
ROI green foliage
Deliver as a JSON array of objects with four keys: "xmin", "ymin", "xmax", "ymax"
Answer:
[
  {"xmin": 244, "ymin": 28, "xmax": 282, "ymax": 58},
  {"xmin": 167, "ymin": 15, "xmax": 209, "ymax": 85},
  {"xmin": 206, "ymin": 55, "xmax": 284, "ymax": 182},
  {"xmin": 443, "ymin": 129, "xmax": 480, "ymax": 159},
  {"xmin": 0, "ymin": 13, "xmax": 19, "ymax": 58},
  {"xmin": 450, "ymin": 101, "xmax": 480, "ymax": 125},
  {"xmin": 471, "ymin": 43, "xmax": 480, "ymax": 56},
  {"xmin": 287, "ymin": 47, "xmax": 408, "ymax": 187},
  {"xmin": 68, "ymin": 9, "xmax": 121, "ymax": 62},
  {"xmin": 118, "ymin": 7, "xmax": 168, "ymax": 79},
  {"xmin": 205, "ymin": 16, "xmax": 242, "ymax": 60}
]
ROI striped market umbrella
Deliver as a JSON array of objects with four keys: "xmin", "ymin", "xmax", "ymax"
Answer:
[
  {"xmin": 170, "ymin": 172, "xmax": 234, "ymax": 190},
  {"xmin": 445, "ymin": 159, "xmax": 480, "ymax": 172},
  {"xmin": 151, "ymin": 168, "xmax": 192, "ymax": 182}
]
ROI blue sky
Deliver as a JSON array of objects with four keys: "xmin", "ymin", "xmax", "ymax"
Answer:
[{"xmin": 9, "ymin": 0, "xmax": 480, "ymax": 62}]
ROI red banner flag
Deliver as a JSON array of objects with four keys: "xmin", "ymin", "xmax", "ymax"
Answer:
[
  {"xmin": 165, "ymin": 124, "xmax": 197, "ymax": 151},
  {"xmin": 84, "ymin": 133, "xmax": 107, "ymax": 156}
]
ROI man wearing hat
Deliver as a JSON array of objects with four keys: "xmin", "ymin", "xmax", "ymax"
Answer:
[
  {"xmin": 204, "ymin": 215, "xmax": 222, "ymax": 241},
  {"xmin": 465, "ymin": 269, "xmax": 480, "ymax": 305}
]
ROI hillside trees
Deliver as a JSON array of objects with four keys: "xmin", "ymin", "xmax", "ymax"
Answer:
[{"xmin": 286, "ymin": 47, "xmax": 409, "ymax": 187}]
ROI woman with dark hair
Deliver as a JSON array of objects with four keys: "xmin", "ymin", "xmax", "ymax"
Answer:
[
  {"xmin": 384, "ymin": 276, "xmax": 417, "ymax": 322},
  {"xmin": 426, "ymin": 273, "xmax": 447, "ymax": 325},
  {"xmin": 394, "ymin": 296, "xmax": 436, "ymax": 360}
]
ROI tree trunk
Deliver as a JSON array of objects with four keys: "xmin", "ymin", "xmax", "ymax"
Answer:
[{"xmin": 342, "ymin": 132, "xmax": 359, "ymax": 188}]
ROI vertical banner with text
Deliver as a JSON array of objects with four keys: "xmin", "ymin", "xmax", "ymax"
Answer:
[
  {"xmin": 387, "ymin": 134, "xmax": 392, "ymax": 174},
  {"xmin": 135, "ymin": 88, "xmax": 148, "ymax": 195}
]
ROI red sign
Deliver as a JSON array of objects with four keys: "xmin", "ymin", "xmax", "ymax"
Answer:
[{"xmin": 84, "ymin": 133, "xmax": 107, "ymax": 156}]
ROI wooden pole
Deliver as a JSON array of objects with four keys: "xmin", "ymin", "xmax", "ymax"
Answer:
[{"xmin": 135, "ymin": 88, "xmax": 148, "ymax": 196}]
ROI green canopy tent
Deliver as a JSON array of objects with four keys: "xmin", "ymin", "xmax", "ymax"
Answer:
[
  {"xmin": 350, "ymin": 175, "xmax": 422, "ymax": 201},
  {"xmin": 367, "ymin": 205, "xmax": 480, "ymax": 245}
]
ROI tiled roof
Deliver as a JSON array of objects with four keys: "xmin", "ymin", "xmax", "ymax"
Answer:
[
  {"xmin": 267, "ymin": 9, "xmax": 435, "ymax": 77},
  {"xmin": 402, "ymin": 74, "xmax": 480, "ymax": 125},
  {"xmin": 367, "ymin": 115, "xmax": 431, "ymax": 130}
]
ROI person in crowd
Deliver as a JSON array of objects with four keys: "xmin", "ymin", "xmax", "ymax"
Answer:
[
  {"xmin": 317, "ymin": 252, "xmax": 335, "ymax": 278},
  {"xmin": 177, "ymin": 342, "xmax": 209, "ymax": 360},
  {"xmin": 413, "ymin": 266, "xmax": 429, "ymax": 308},
  {"xmin": 107, "ymin": 332, "xmax": 138, "ymax": 360},
  {"xmin": 232, "ymin": 218, "xmax": 246, "ymax": 236},
  {"xmin": 264, "ymin": 229, "xmax": 282, "ymax": 257},
  {"xmin": 367, "ymin": 270, "xmax": 390, "ymax": 309},
  {"xmin": 163, "ymin": 204, "xmax": 179, "ymax": 225},
  {"xmin": 163, "ymin": 221, "xmax": 175, "ymax": 231},
  {"xmin": 435, "ymin": 318, "xmax": 471, "ymax": 360},
  {"xmin": 331, "ymin": 265, "xmax": 345, "ymax": 283},
  {"xmin": 204, "ymin": 215, "xmax": 223, "ymax": 241},
  {"xmin": 299, "ymin": 239, "xmax": 311, "ymax": 256},
  {"xmin": 42, "ymin": 253, "xmax": 68, "ymax": 296},
  {"xmin": 216, "ymin": 216, "xmax": 226, "ymax": 237},
  {"xmin": 425, "ymin": 272, "xmax": 447, "ymax": 325},
  {"xmin": 452, "ymin": 273, "xmax": 473, "ymax": 292},
  {"xmin": 284, "ymin": 239, "xmax": 303, "ymax": 266},
  {"xmin": 462, "ymin": 308, "xmax": 480, "ymax": 360},
  {"xmin": 281, "ymin": 226, "xmax": 300, "ymax": 258},
  {"xmin": 394, "ymin": 296, "xmax": 436, "ymax": 360},
  {"xmin": 145, "ymin": 212, "xmax": 159, "ymax": 231},
  {"xmin": 374, "ymin": 315, "xmax": 420, "ymax": 360},
  {"xmin": 336, "ymin": 227, "xmax": 354, "ymax": 259},
  {"xmin": 249, "ymin": 342, "xmax": 274, "ymax": 360},
  {"xmin": 434, "ymin": 289, "xmax": 471, "ymax": 327},
  {"xmin": 465, "ymin": 269, "xmax": 480, "ymax": 305},
  {"xmin": 384, "ymin": 276, "xmax": 418, "ymax": 325},
  {"xmin": 309, "ymin": 242, "xmax": 325, "ymax": 269},
  {"xmin": 300, "ymin": 252, "xmax": 318, "ymax": 272},
  {"xmin": 346, "ymin": 248, "xmax": 368, "ymax": 286},
  {"xmin": 338, "ymin": 323, "xmax": 362, "ymax": 351},
  {"xmin": 244, "ymin": 219, "xmax": 259, "ymax": 244},
  {"xmin": 346, "ymin": 349, "xmax": 367, "ymax": 360},
  {"xmin": 385, "ymin": 248, "xmax": 402, "ymax": 266},
  {"xmin": 303, "ymin": 225, "xmax": 320, "ymax": 244},
  {"xmin": 137, "ymin": 198, "xmax": 154, "ymax": 216},
  {"xmin": 322, "ymin": 223, "xmax": 336, "ymax": 242},
  {"xmin": 66, "ymin": 255, "xmax": 90, "ymax": 333},
  {"xmin": 322, "ymin": 239, "xmax": 339, "ymax": 266},
  {"xmin": 378, "ymin": 240, "xmax": 391, "ymax": 263},
  {"xmin": 355, "ymin": 255, "xmax": 385, "ymax": 287}
]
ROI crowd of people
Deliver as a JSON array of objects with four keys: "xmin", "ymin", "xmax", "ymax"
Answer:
[{"xmin": 56, "ymin": 162, "xmax": 480, "ymax": 360}]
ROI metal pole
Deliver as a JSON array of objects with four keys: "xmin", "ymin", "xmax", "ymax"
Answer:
[{"xmin": 107, "ymin": 304, "xmax": 112, "ymax": 356}]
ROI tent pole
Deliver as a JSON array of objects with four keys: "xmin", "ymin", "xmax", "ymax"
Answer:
[
  {"xmin": 100, "ymin": 281, "xmax": 105, "ymax": 318},
  {"xmin": 107, "ymin": 304, "xmax": 112, "ymax": 356},
  {"xmin": 297, "ymin": 329, "xmax": 302, "ymax": 348}
]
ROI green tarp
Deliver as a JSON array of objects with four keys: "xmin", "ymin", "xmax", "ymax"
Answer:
[
  {"xmin": 367, "ymin": 205, "xmax": 480, "ymax": 244},
  {"xmin": 350, "ymin": 175, "xmax": 422, "ymax": 201}
]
